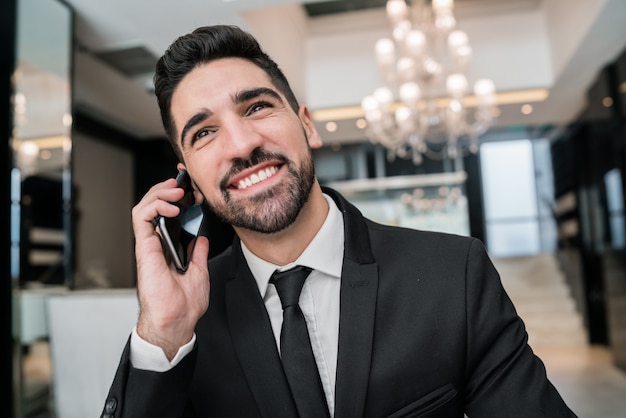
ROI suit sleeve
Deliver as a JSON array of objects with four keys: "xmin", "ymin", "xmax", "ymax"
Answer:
[
  {"xmin": 100, "ymin": 336, "xmax": 197, "ymax": 418},
  {"xmin": 463, "ymin": 239, "xmax": 577, "ymax": 417}
]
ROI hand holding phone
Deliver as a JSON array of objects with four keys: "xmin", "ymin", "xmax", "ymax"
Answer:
[{"xmin": 153, "ymin": 169, "xmax": 205, "ymax": 273}]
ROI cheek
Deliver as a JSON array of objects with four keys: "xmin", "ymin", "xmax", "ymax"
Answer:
[
  {"xmin": 267, "ymin": 121, "xmax": 311, "ymax": 155},
  {"xmin": 185, "ymin": 158, "xmax": 220, "ymax": 193}
]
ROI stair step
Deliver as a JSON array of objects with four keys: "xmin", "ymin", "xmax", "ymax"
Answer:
[
  {"xmin": 502, "ymin": 275, "xmax": 566, "ymax": 284},
  {"xmin": 504, "ymin": 284, "xmax": 572, "ymax": 299},
  {"xmin": 527, "ymin": 328, "xmax": 588, "ymax": 347},
  {"xmin": 513, "ymin": 298, "xmax": 577, "ymax": 315},
  {"xmin": 492, "ymin": 253, "xmax": 588, "ymax": 349},
  {"xmin": 520, "ymin": 311, "xmax": 584, "ymax": 330}
]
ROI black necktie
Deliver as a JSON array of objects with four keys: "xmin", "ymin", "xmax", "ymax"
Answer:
[{"xmin": 270, "ymin": 266, "xmax": 330, "ymax": 418}]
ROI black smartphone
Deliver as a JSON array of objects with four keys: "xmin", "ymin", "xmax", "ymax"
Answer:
[{"xmin": 153, "ymin": 169, "xmax": 205, "ymax": 273}]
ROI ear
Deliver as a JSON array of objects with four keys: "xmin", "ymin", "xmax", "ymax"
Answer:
[
  {"xmin": 177, "ymin": 163, "xmax": 204, "ymax": 204},
  {"xmin": 299, "ymin": 105, "xmax": 323, "ymax": 149}
]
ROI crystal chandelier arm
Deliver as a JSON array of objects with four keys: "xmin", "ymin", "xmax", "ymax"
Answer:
[
  {"xmin": 361, "ymin": 0, "xmax": 499, "ymax": 165},
  {"xmin": 375, "ymin": 38, "xmax": 397, "ymax": 85}
]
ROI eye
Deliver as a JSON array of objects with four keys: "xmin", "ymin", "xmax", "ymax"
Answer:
[
  {"xmin": 190, "ymin": 127, "xmax": 216, "ymax": 146},
  {"xmin": 195, "ymin": 128, "xmax": 209, "ymax": 139},
  {"xmin": 247, "ymin": 101, "xmax": 273, "ymax": 115}
]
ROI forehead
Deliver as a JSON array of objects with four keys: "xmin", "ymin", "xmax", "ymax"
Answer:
[{"xmin": 173, "ymin": 58, "xmax": 273, "ymax": 103}]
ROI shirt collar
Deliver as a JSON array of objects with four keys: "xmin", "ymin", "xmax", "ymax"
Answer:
[{"xmin": 241, "ymin": 193, "xmax": 345, "ymax": 298}]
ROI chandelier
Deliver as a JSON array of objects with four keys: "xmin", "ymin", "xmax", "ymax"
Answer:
[{"xmin": 361, "ymin": 0, "xmax": 499, "ymax": 166}]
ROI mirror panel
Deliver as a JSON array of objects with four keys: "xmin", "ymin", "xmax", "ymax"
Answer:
[
  {"xmin": 13, "ymin": 0, "xmax": 73, "ymax": 288},
  {"xmin": 11, "ymin": 0, "xmax": 73, "ymax": 416}
]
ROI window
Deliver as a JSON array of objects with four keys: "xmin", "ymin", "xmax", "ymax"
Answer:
[{"xmin": 481, "ymin": 139, "xmax": 556, "ymax": 257}]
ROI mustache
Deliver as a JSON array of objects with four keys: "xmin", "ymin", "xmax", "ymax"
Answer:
[{"xmin": 220, "ymin": 147, "xmax": 288, "ymax": 188}]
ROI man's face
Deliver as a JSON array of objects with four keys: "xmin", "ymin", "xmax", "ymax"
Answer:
[{"xmin": 170, "ymin": 58, "xmax": 322, "ymax": 233}]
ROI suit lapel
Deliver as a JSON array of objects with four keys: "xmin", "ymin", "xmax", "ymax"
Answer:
[
  {"xmin": 225, "ymin": 240, "xmax": 298, "ymax": 417},
  {"xmin": 324, "ymin": 188, "xmax": 379, "ymax": 418},
  {"xmin": 334, "ymin": 259, "xmax": 378, "ymax": 418}
]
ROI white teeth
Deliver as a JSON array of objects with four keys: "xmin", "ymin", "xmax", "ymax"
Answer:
[{"xmin": 237, "ymin": 166, "xmax": 278, "ymax": 189}]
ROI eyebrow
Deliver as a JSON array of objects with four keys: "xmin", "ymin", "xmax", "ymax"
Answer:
[
  {"xmin": 178, "ymin": 87, "xmax": 284, "ymax": 146},
  {"xmin": 234, "ymin": 87, "xmax": 283, "ymax": 105}
]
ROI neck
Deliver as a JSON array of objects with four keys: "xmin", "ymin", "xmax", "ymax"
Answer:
[{"xmin": 235, "ymin": 183, "xmax": 328, "ymax": 266}]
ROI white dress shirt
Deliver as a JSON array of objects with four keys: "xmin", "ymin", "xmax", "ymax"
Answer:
[{"xmin": 131, "ymin": 194, "xmax": 345, "ymax": 415}]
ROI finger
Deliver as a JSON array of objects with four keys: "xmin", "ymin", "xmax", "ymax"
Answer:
[
  {"xmin": 142, "ymin": 177, "xmax": 180, "ymax": 200},
  {"xmin": 139, "ymin": 178, "xmax": 185, "ymax": 211},
  {"xmin": 132, "ymin": 200, "xmax": 181, "ymax": 242},
  {"xmin": 132, "ymin": 180, "xmax": 186, "ymax": 240},
  {"xmin": 190, "ymin": 236, "xmax": 209, "ymax": 270}
]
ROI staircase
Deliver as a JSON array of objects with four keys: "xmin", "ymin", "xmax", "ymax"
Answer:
[{"xmin": 491, "ymin": 253, "xmax": 588, "ymax": 347}]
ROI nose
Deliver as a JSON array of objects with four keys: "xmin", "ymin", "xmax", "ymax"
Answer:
[{"xmin": 220, "ymin": 117, "xmax": 264, "ymax": 161}]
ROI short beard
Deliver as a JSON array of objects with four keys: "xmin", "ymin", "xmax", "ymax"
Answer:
[{"xmin": 206, "ymin": 147, "xmax": 316, "ymax": 234}]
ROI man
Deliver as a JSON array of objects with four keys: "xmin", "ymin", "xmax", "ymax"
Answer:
[{"xmin": 102, "ymin": 25, "xmax": 576, "ymax": 417}]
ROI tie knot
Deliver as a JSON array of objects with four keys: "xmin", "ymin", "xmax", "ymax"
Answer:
[{"xmin": 270, "ymin": 265, "xmax": 312, "ymax": 309}]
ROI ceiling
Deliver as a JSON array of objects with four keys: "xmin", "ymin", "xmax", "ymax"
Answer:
[{"xmin": 62, "ymin": 0, "xmax": 626, "ymax": 145}]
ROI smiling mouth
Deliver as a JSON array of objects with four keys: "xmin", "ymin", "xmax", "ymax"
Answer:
[{"xmin": 233, "ymin": 165, "xmax": 280, "ymax": 190}]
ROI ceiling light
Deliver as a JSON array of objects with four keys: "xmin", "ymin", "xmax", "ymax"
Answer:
[
  {"xmin": 361, "ymin": 0, "xmax": 498, "ymax": 166},
  {"xmin": 521, "ymin": 104, "xmax": 533, "ymax": 115}
]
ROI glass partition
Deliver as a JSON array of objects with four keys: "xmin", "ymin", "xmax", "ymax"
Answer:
[
  {"xmin": 11, "ymin": 0, "xmax": 73, "ymax": 416},
  {"xmin": 13, "ymin": 0, "xmax": 73, "ymax": 289},
  {"xmin": 327, "ymin": 171, "xmax": 470, "ymax": 236}
]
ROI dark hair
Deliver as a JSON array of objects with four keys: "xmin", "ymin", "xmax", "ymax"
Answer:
[{"xmin": 154, "ymin": 25, "xmax": 300, "ymax": 160}]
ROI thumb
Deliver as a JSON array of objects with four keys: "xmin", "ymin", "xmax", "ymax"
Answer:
[{"xmin": 191, "ymin": 235, "xmax": 210, "ymax": 268}]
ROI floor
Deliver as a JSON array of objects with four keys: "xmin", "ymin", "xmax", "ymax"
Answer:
[
  {"xmin": 19, "ymin": 340, "xmax": 626, "ymax": 417},
  {"xmin": 534, "ymin": 344, "xmax": 626, "ymax": 418}
]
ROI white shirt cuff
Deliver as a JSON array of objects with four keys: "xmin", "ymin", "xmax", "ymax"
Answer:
[{"xmin": 130, "ymin": 326, "xmax": 196, "ymax": 372}]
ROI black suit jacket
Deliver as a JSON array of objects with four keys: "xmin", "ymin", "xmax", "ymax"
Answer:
[{"xmin": 102, "ymin": 188, "xmax": 576, "ymax": 418}]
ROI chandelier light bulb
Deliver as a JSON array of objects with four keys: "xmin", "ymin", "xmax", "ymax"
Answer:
[
  {"xmin": 435, "ymin": 11, "xmax": 456, "ymax": 32},
  {"xmin": 361, "ymin": 95, "xmax": 380, "ymax": 121},
  {"xmin": 474, "ymin": 78, "xmax": 495, "ymax": 96},
  {"xmin": 362, "ymin": 95, "xmax": 378, "ymax": 111},
  {"xmin": 432, "ymin": 0, "xmax": 454, "ymax": 13},
  {"xmin": 392, "ymin": 21, "xmax": 411, "ymax": 43},
  {"xmin": 20, "ymin": 140, "xmax": 39, "ymax": 158},
  {"xmin": 456, "ymin": 45, "xmax": 472, "ymax": 60},
  {"xmin": 17, "ymin": 140, "xmax": 40, "ymax": 175},
  {"xmin": 448, "ymin": 99, "xmax": 463, "ymax": 116},
  {"xmin": 399, "ymin": 82, "xmax": 421, "ymax": 105},
  {"xmin": 448, "ymin": 30, "xmax": 468, "ymax": 50},
  {"xmin": 386, "ymin": 0, "xmax": 408, "ymax": 24},
  {"xmin": 406, "ymin": 30, "xmax": 426, "ymax": 56},
  {"xmin": 474, "ymin": 79, "xmax": 496, "ymax": 106},
  {"xmin": 375, "ymin": 38, "xmax": 396, "ymax": 66},
  {"xmin": 14, "ymin": 92, "xmax": 26, "ymax": 106},
  {"xmin": 423, "ymin": 57, "xmax": 442, "ymax": 78},
  {"xmin": 446, "ymin": 73, "xmax": 468, "ymax": 97},
  {"xmin": 62, "ymin": 113, "xmax": 73, "ymax": 127},
  {"xmin": 395, "ymin": 106, "xmax": 412, "ymax": 127},
  {"xmin": 397, "ymin": 57, "xmax": 416, "ymax": 82},
  {"xmin": 364, "ymin": 107, "xmax": 382, "ymax": 126},
  {"xmin": 374, "ymin": 87, "xmax": 394, "ymax": 111}
]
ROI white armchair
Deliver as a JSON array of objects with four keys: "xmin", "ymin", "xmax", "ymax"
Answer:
[{"xmin": 46, "ymin": 289, "xmax": 138, "ymax": 418}]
